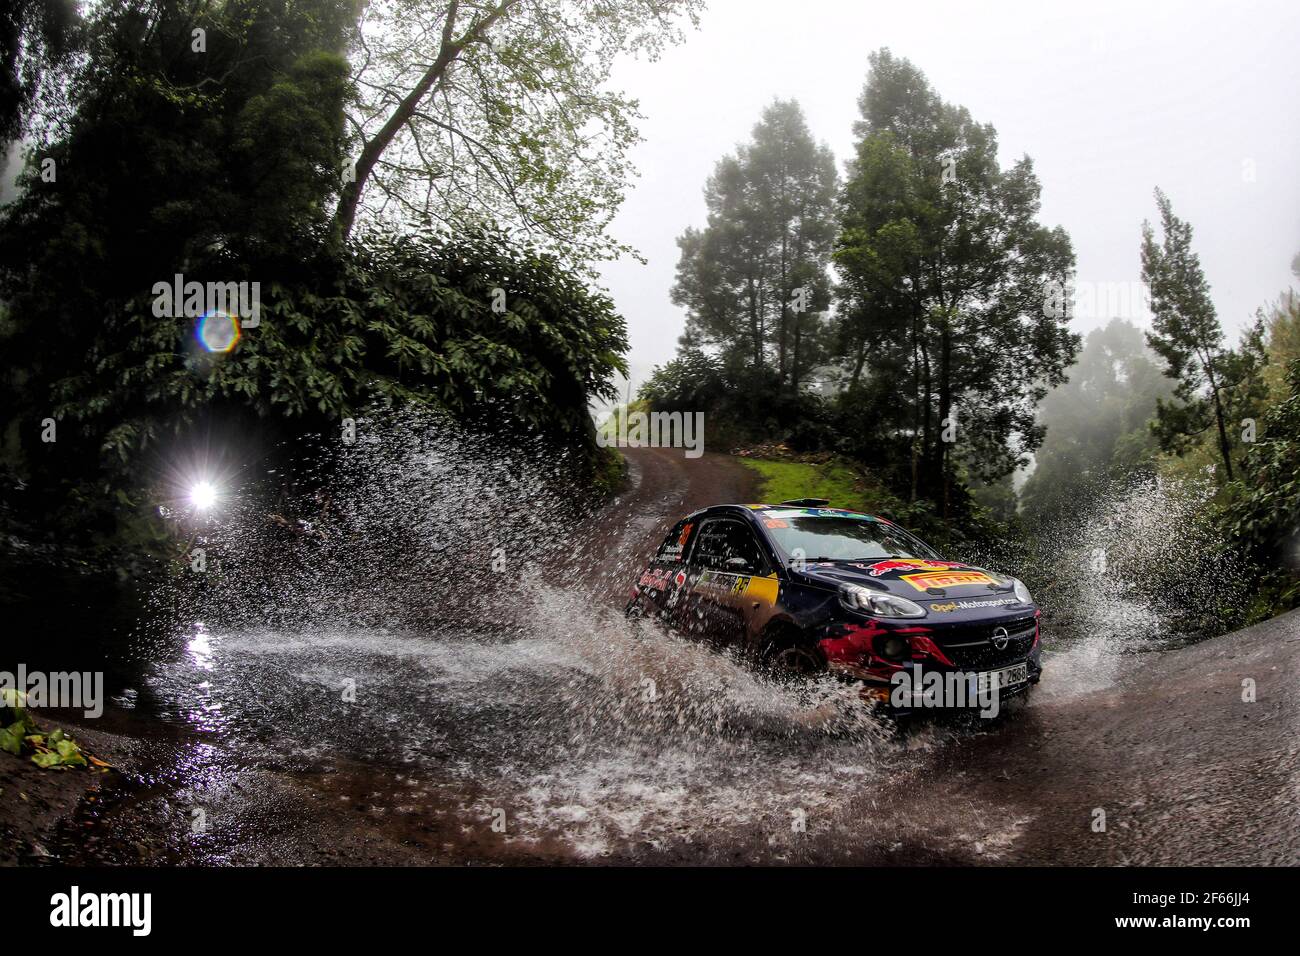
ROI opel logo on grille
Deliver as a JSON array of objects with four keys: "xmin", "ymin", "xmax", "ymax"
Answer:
[{"xmin": 991, "ymin": 626, "xmax": 1010, "ymax": 650}]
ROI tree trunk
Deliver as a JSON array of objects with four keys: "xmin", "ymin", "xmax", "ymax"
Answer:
[
  {"xmin": 938, "ymin": 314, "xmax": 952, "ymax": 518},
  {"xmin": 329, "ymin": 1, "xmax": 517, "ymax": 247},
  {"xmin": 791, "ymin": 314, "xmax": 803, "ymax": 391},
  {"xmin": 777, "ymin": 231, "xmax": 789, "ymax": 384},
  {"xmin": 910, "ymin": 304, "xmax": 921, "ymax": 503},
  {"xmin": 1203, "ymin": 353, "xmax": 1235, "ymax": 481},
  {"xmin": 850, "ymin": 328, "xmax": 867, "ymax": 388},
  {"xmin": 920, "ymin": 337, "xmax": 933, "ymax": 497}
]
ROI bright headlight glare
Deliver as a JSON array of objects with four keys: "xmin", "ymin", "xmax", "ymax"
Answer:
[
  {"xmin": 190, "ymin": 481, "xmax": 218, "ymax": 510},
  {"xmin": 1012, "ymin": 578, "xmax": 1033, "ymax": 604},
  {"xmin": 841, "ymin": 585, "xmax": 925, "ymax": 618}
]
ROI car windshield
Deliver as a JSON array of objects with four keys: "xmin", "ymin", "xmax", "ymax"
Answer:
[{"xmin": 757, "ymin": 510, "xmax": 939, "ymax": 562}]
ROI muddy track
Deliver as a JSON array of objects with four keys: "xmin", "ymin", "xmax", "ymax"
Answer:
[
  {"xmin": 942, "ymin": 607, "xmax": 1300, "ymax": 865},
  {"xmin": 619, "ymin": 450, "xmax": 1300, "ymax": 863},
  {"xmin": 565, "ymin": 446, "xmax": 765, "ymax": 605},
  {"xmin": 13, "ymin": 446, "xmax": 1300, "ymax": 866},
  {"xmin": 576, "ymin": 448, "xmax": 1300, "ymax": 864}
]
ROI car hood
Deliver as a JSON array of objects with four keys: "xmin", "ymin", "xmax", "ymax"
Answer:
[{"xmin": 790, "ymin": 558, "xmax": 1030, "ymax": 611}]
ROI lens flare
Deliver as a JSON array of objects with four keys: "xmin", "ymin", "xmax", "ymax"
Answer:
[
  {"xmin": 191, "ymin": 481, "xmax": 218, "ymax": 510},
  {"xmin": 197, "ymin": 311, "xmax": 241, "ymax": 353}
]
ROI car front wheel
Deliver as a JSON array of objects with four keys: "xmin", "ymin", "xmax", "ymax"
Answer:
[{"xmin": 760, "ymin": 627, "xmax": 826, "ymax": 680}]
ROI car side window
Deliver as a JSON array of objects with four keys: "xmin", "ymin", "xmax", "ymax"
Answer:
[
  {"xmin": 691, "ymin": 519, "xmax": 766, "ymax": 575},
  {"xmin": 689, "ymin": 523, "xmax": 725, "ymax": 570}
]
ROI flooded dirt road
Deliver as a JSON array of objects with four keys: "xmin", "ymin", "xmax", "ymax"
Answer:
[{"xmin": 13, "ymin": 444, "xmax": 1300, "ymax": 865}]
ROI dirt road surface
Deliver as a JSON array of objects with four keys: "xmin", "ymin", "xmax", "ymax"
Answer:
[
  {"xmin": 580, "ymin": 448, "xmax": 1300, "ymax": 864},
  {"xmin": 5, "ymin": 446, "xmax": 1298, "ymax": 865}
]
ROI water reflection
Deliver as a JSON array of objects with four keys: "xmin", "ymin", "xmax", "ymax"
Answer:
[{"xmin": 187, "ymin": 623, "xmax": 215, "ymax": 671}]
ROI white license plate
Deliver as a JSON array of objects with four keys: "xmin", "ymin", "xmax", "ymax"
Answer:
[{"xmin": 975, "ymin": 663, "xmax": 1029, "ymax": 694}]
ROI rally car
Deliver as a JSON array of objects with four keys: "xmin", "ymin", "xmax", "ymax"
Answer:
[{"xmin": 625, "ymin": 499, "xmax": 1042, "ymax": 712}]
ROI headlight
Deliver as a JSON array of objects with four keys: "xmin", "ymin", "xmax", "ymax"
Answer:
[
  {"xmin": 1012, "ymin": 578, "xmax": 1033, "ymax": 604},
  {"xmin": 840, "ymin": 584, "xmax": 925, "ymax": 618}
]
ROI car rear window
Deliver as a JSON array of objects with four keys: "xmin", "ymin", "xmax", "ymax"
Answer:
[
  {"xmin": 757, "ymin": 510, "xmax": 939, "ymax": 562},
  {"xmin": 654, "ymin": 519, "xmax": 696, "ymax": 563}
]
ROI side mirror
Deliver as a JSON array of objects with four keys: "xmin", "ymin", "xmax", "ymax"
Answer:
[{"xmin": 725, "ymin": 556, "xmax": 752, "ymax": 571}]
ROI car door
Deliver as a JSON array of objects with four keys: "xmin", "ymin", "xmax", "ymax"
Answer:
[
  {"xmin": 637, "ymin": 518, "xmax": 697, "ymax": 624},
  {"xmin": 684, "ymin": 517, "xmax": 770, "ymax": 648}
]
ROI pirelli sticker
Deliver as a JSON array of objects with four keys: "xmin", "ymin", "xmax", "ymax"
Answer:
[{"xmin": 899, "ymin": 570, "xmax": 994, "ymax": 592}]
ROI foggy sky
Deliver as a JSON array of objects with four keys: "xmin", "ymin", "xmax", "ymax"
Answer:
[{"xmin": 597, "ymin": 0, "xmax": 1300, "ymax": 399}]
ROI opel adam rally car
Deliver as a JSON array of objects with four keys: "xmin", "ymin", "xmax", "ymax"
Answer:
[{"xmin": 626, "ymin": 499, "xmax": 1042, "ymax": 711}]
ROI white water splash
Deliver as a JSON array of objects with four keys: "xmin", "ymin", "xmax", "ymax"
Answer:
[{"xmin": 1035, "ymin": 472, "xmax": 1250, "ymax": 700}]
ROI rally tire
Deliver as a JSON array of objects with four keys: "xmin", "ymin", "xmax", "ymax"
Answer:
[{"xmin": 759, "ymin": 624, "xmax": 827, "ymax": 680}]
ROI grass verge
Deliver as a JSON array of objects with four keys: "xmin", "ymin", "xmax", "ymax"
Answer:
[{"xmin": 739, "ymin": 457, "xmax": 901, "ymax": 515}]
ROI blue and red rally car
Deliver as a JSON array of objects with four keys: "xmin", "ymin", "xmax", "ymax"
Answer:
[{"xmin": 626, "ymin": 499, "xmax": 1042, "ymax": 710}]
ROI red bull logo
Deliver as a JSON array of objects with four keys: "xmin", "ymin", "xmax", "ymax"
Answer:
[
  {"xmin": 863, "ymin": 559, "xmax": 968, "ymax": 577},
  {"xmin": 639, "ymin": 570, "xmax": 670, "ymax": 591}
]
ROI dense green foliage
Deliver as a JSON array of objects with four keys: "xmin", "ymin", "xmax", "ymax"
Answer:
[
  {"xmin": 834, "ymin": 51, "xmax": 1077, "ymax": 502},
  {"xmin": 336, "ymin": 0, "xmax": 704, "ymax": 260},
  {"xmin": 639, "ymin": 346, "xmax": 827, "ymax": 450},
  {"xmin": 647, "ymin": 50, "xmax": 1078, "ymax": 523},
  {"xmin": 1141, "ymin": 188, "xmax": 1267, "ymax": 481},
  {"xmin": 672, "ymin": 100, "xmax": 838, "ymax": 388},
  {"xmin": 1220, "ymin": 359, "xmax": 1300, "ymax": 617},
  {"xmin": 0, "ymin": 0, "xmax": 635, "ymax": 566},
  {"xmin": 21, "ymin": 230, "xmax": 627, "ymax": 465},
  {"xmin": 1, "ymin": 0, "xmax": 355, "ymax": 448},
  {"xmin": 0, "ymin": 0, "xmax": 79, "ymax": 142}
]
